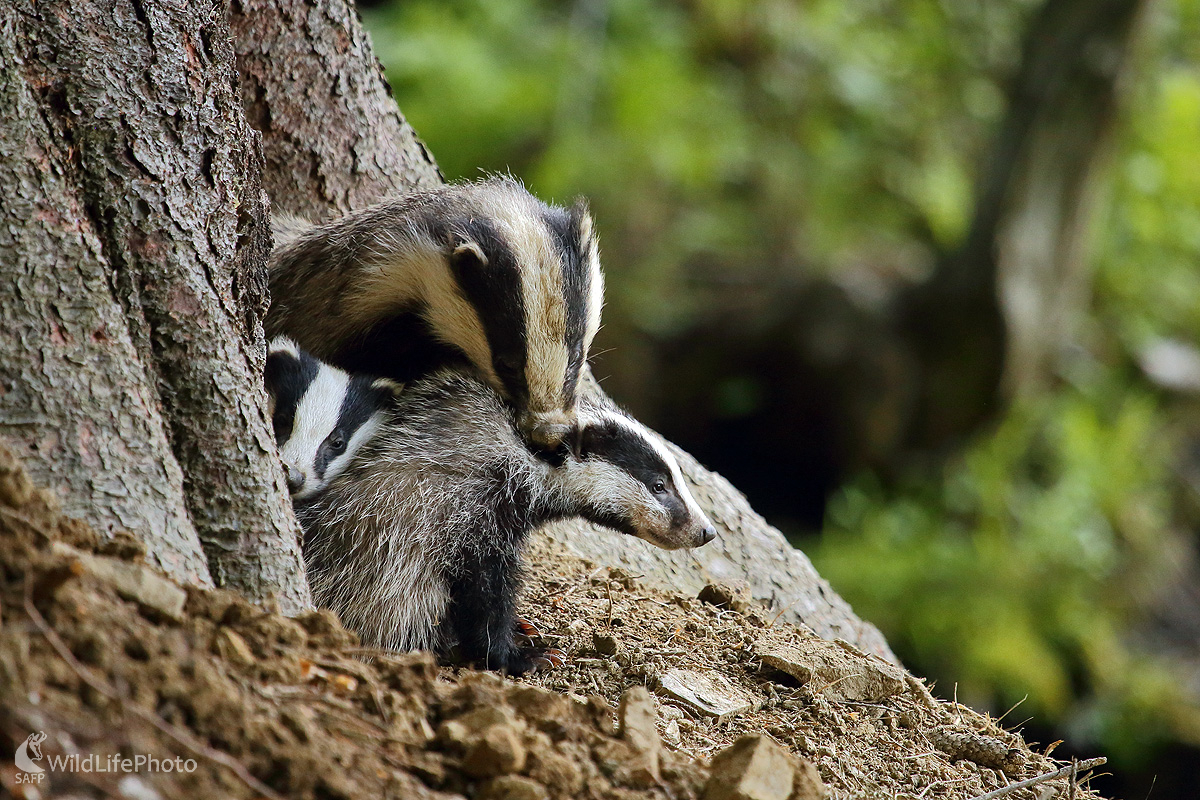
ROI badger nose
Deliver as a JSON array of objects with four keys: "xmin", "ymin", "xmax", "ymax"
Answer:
[
  {"xmin": 284, "ymin": 463, "xmax": 305, "ymax": 493},
  {"xmin": 699, "ymin": 525, "xmax": 717, "ymax": 545}
]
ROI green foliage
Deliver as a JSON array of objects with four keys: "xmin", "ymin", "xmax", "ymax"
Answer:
[
  {"xmin": 816, "ymin": 383, "xmax": 1199, "ymax": 761},
  {"xmin": 365, "ymin": 0, "xmax": 1030, "ymax": 335},
  {"xmin": 816, "ymin": 2, "xmax": 1200, "ymax": 766}
]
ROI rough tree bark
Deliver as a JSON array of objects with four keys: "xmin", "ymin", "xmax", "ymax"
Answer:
[
  {"xmin": 0, "ymin": 0, "xmax": 310, "ymax": 612},
  {"xmin": 228, "ymin": 0, "xmax": 894, "ymax": 658},
  {"xmin": 229, "ymin": 0, "xmax": 442, "ymax": 219}
]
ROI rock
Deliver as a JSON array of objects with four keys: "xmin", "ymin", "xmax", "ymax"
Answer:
[
  {"xmin": 478, "ymin": 775, "xmax": 549, "ymax": 800},
  {"xmin": 755, "ymin": 634, "xmax": 905, "ymax": 702},
  {"xmin": 657, "ymin": 669, "xmax": 756, "ymax": 720},
  {"xmin": 213, "ymin": 628, "xmax": 256, "ymax": 667},
  {"xmin": 703, "ymin": 736, "xmax": 794, "ymax": 800},
  {"xmin": 618, "ymin": 686, "xmax": 660, "ymax": 786},
  {"xmin": 462, "ymin": 723, "xmax": 527, "ymax": 778},
  {"xmin": 698, "ymin": 581, "xmax": 754, "ymax": 613},
  {"xmin": 52, "ymin": 543, "xmax": 187, "ymax": 622},
  {"xmin": 791, "ymin": 757, "xmax": 829, "ymax": 800},
  {"xmin": 593, "ymin": 632, "xmax": 620, "ymax": 655}
]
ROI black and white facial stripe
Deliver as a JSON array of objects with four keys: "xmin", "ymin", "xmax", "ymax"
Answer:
[
  {"xmin": 264, "ymin": 337, "xmax": 400, "ymax": 500},
  {"xmin": 556, "ymin": 399, "xmax": 716, "ymax": 551},
  {"xmin": 265, "ymin": 177, "xmax": 604, "ymax": 454}
]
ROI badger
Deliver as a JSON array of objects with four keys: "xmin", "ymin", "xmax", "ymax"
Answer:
[
  {"xmin": 268, "ymin": 350, "xmax": 716, "ymax": 676},
  {"xmin": 265, "ymin": 177, "xmax": 604, "ymax": 454},
  {"xmin": 264, "ymin": 336, "xmax": 402, "ymax": 500}
]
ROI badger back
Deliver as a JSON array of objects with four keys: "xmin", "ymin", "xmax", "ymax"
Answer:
[
  {"xmin": 266, "ymin": 177, "xmax": 603, "ymax": 453},
  {"xmin": 264, "ymin": 337, "xmax": 400, "ymax": 500}
]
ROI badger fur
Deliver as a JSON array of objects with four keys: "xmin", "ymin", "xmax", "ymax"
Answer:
[
  {"xmin": 265, "ymin": 177, "xmax": 604, "ymax": 454},
  {"xmin": 264, "ymin": 336, "xmax": 402, "ymax": 500},
  {"xmin": 288, "ymin": 365, "xmax": 716, "ymax": 675}
]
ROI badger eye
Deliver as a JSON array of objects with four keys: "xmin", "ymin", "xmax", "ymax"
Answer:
[
  {"xmin": 652, "ymin": 480, "xmax": 666, "ymax": 494},
  {"xmin": 328, "ymin": 432, "xmax": 346, "ymax": 452}
]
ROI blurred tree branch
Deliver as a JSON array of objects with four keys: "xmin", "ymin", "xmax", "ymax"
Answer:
[{"xmin": 903, "ymin": 0, "xmax": 1149, "ymax": 450}]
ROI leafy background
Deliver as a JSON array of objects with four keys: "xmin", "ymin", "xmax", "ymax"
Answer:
[{"xmin": 361, "ymin": 0, "xmax": 1200, "ymax": 793}]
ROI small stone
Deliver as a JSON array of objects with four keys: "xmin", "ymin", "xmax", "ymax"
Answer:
[
  {"xmin": 593, "ymin": 632, "xmax": 620, "ymax": 656},
  {"xmin": 52, "ymin": 543, "xmax": 187, "ymax": 622},
  {"xmin": 214, "ymin": 628, "xmax": 256, "ymax": 667},
  {"xmin": 662, "ymin": 719, "xmax": 682, "ymax": 747},
  {"xmin": 618, "ymin": 687, "xmax": 660, "ymax": 786},
  {"xmin": 698, "ymin": 582, "xmax": 754, "ymax": 613},
  {"xmin": 117, "ymin": 775, "xmax": 162, "ymax": 800},
  {"xmin": 755, "ymin": 635, "xmax": 905, "ymax": 702},
  {"xmin": 478, "ymin": 775, "xmax": 549, "ymax": 800},
  {"xmin": 657, "ymin": 669, "xmax": 756, "ymax": 720},
  {"xmin": 462, "ymin": 724, "xmax": 527, "ymax": 778},
  {"xmin": 437, "ymin": 720, "xmax": 472, "ymax": 750},
  {"xmin": 791, "ymin": 757, "xmax": 829, "ymax": 800},
  {"xmin": 704, "ymin": 736, "xmax": 795, "ymax": 800}
]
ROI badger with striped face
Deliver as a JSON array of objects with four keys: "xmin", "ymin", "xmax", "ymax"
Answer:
[
  {"xmin": 266, "ymin": 177, "xmax": 603, "ymax": 454},
  {"xmin": 294, "ymin": 365, "xmax": 716, "ymax": 676},
  {"xmin": 264, "ymin": 337, "xmax": 401, "ymax": 500}
]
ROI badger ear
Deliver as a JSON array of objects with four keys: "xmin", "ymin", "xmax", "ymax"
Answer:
[
  {"xmin": 570, "ymin": 198, "xmax": 594, "ymax": 245},
  {"xmin": 450, "ymin": 238, "xmax": 488, "ymax": 268},
  {"xmin": 577, "ymin": 422, "xmax": 611, "ymax": 460},
  {"xmin": 371, "ymin": 377, "xmax": 406, "ymax": 399}
]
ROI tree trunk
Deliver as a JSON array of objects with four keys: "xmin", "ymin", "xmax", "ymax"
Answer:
[
  {"xmin": 229, "ymin": 0, "xmax": 442, "ymax": 220},
  {"xmin": 228, "ymin": 0, "xmax": 894, "ymax": 658},
  {"xmin": 0, "ymin": 0, "xmax": 310, "ymax": 613},
  {"xmin": 903, "ymin": 0, "xmax": 1147, "ymax": 449}
]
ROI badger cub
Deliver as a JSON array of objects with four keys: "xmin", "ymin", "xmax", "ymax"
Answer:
[
  {"xmin": 265, "ymin": 337, "xmax": 401, "ymax": 500},
  {"xmin": 266, "ymin": 346, "xmax": 715, "ymax": 675},
  {"xmin": 266, "ymin": 177, "xmax": 604, "ymax": 454}
]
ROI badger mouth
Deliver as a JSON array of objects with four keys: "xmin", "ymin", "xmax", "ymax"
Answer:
[{"xmin": 631, "ymin": 524, "xmax": 716, "ymax": 551}]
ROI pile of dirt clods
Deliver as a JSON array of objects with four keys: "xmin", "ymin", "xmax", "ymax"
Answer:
[{"xmin": 0, "ymin": 444, "xmax": 1107, "ymax": 800}]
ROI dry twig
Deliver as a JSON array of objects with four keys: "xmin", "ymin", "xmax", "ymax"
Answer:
[{"xmin": 965, "ymin": 757, "xmax": 1106, "ymax": 800}]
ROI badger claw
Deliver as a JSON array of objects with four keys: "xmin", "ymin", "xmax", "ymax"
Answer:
[
  {"xmin": 522, "ymin": 647, "xmax": 567, "ymax": 673},
  {"xmin": 514, "ymin": 616, "xmax": 543, "ymax": 641}
]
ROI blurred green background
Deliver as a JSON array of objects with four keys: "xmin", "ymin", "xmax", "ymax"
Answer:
[{"xmin": 361, "ymin": 0, "xmax": 1200, "ymax": 794}]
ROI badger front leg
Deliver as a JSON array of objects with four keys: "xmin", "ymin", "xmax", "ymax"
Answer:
[{"xmin": 445, "ymin": 543, "xmax": 541, "ymax": 675}]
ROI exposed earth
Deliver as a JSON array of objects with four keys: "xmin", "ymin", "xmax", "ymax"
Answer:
[{"xmin": 0, "ymin": 443, "xmax": 1108, "ymax": 799}]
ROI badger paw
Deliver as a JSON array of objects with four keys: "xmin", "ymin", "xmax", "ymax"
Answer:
[
  {"xmin": 513, "ymin": 615, "xmax": 543, "ymax": 643},
  {"xmin": 527, "ymin": 647, "xmax": 567, "ymax": 673}
]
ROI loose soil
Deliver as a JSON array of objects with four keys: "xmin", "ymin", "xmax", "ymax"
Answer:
[{"xmin": 0, "ymin": 444, "xmax": 1108, "ymax": 799}]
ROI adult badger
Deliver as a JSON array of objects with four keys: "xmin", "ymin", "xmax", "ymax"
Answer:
[
  {"xmin": 267, "ymin": 345, "xmax": 716, "ymax": 675},
  {"xmin": 266, "ymin": 177, "xmax": 603, "ymax": 454}
]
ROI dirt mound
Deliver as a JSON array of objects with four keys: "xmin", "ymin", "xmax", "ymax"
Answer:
[{"xmin": 0, "ymin": 444, "xmax": 1108, "ymax": 799}]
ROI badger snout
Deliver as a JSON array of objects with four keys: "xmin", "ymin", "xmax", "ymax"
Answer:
[
  {"xmin": 521, "ymin": 409, "xmax": 577, "ymax": 454},
  {"xmin": 686, "ymin": 518, "xmax": 717, "ymax": 548},
  {"xmin": 284, "ymin": 462, "xmax": 306, "ymax": 494}
]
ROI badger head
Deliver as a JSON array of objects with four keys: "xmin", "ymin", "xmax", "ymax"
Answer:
[
  {"xmin": 434, "ymin": 178, "xmax": 604, "ymax": 455},
  {"xmin": 264, "ymin": 337, "xmax": 401, "ymax": 500},
  {"xmin": 556, "ymin": 408, "xmax": 716, "ymax": 550}
]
